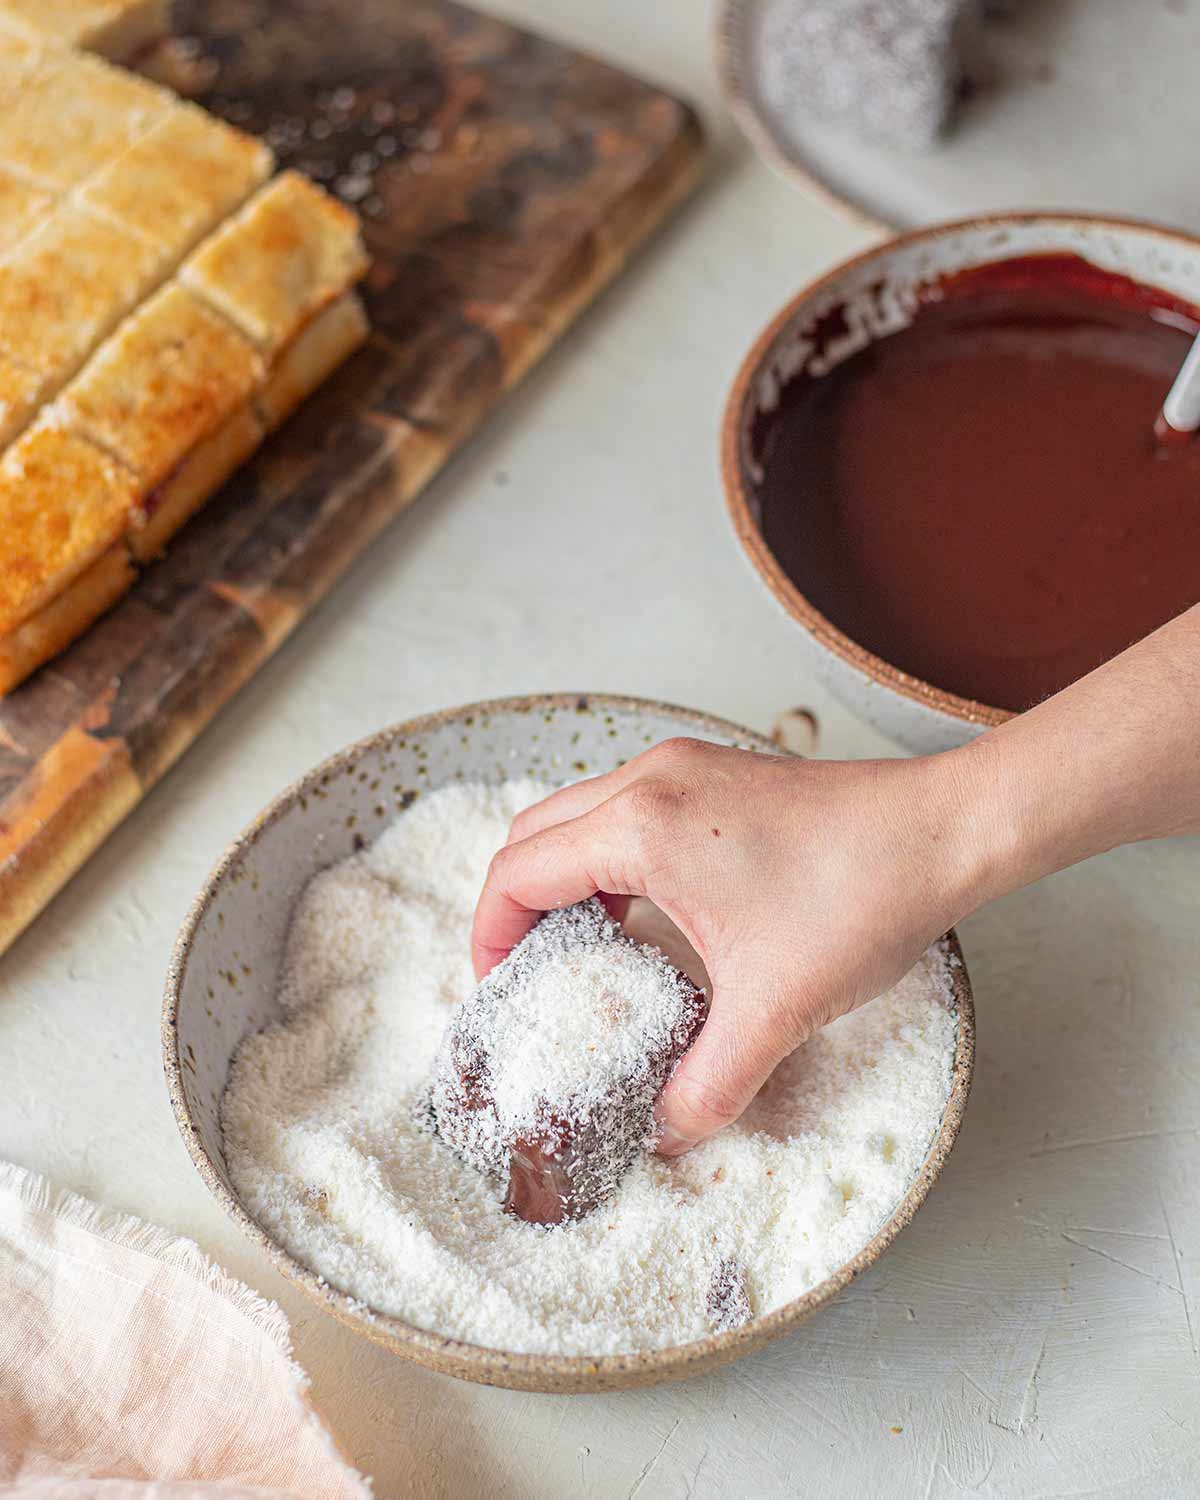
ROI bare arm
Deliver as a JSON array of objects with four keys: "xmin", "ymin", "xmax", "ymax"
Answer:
[
  {"xmin": 472, "ymin": 604, "xmax": 1200, "ymax": 1152},
  {"xmin": 956, "ymin": 602, "xmax": 1200, "ymax": 894}
]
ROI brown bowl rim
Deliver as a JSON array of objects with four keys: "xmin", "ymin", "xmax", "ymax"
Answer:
[
  {"xmin": 720, "ymin": 209, "xmax": 1200, "ymax": 730},
  {"xmin": 163, "ymin": 691, "xmax": 976, "ymax": 1392}
]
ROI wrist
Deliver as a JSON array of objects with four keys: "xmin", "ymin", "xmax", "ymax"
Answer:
[
  {"xmin": 926, "ymin": 731, "xmax": 1052, "ymax": 922},
  {"xmin": 938, "ymin": 721, "xmax": 1082, "ymax": 919}
]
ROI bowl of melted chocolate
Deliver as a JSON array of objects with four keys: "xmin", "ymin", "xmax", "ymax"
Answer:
[{"xmin": 723, "ymin": 216, "xmax": 1200, "ymax": 751}]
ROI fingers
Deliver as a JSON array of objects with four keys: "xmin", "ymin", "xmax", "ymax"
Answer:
[
  {"xmin": 655, "ymin": 990, "xmax": 797, "ymax": 1155},
  {"xmin": 503, "ymin": 770, "xmax": 626, "ymax": 846},
  {"xmin": 471, "ymin": 803, "xmax": 649, "ymax": 979},
  {"xmin": 502, "ymin": 737, "xmax": 722, "ymax": 847},
  {"xmin": 504, "ymin": 780, "xmax": 634, "ymax": 932},
  {"xmin": 475, "ymin": 738, "xmax": 716, "ymax": 978}
]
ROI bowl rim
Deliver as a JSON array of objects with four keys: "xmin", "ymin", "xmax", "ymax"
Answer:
[
  {"xmin": 713, "ymin": 0, "xmax": 892, "ymax": 235},
  {"xmin": 720, "ymin": 209, "xmax": 1200, "ymax": 731},
  {"xmin": 163, "ymin": 691, "xmax": 976, "ymax": 1391}
]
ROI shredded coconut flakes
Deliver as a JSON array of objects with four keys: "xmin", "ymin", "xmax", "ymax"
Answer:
[
  {"xmin": 222, "ymin": 779, "xmax": 958, "ymax": 1356},
  {"xmin": 427, "ymin": 896, "xmax": 706, "ymax": 1222}
]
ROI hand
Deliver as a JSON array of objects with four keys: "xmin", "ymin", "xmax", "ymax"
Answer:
[
  {"xmin": 471, "ymin": 737, "xmax": 980, "ymax": 1154},
  {"xmin": 472, "ymin": 605, "xmax": 1200, "ymax": 1154}
]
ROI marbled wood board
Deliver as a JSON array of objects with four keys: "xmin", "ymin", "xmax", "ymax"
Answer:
[{"xmin": 0, "ymin": 0, "xmax": 705, "ymax": 958}]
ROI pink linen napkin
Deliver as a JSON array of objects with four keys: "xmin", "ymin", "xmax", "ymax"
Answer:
[{"xmin": 0, "ymin": 1160, "xmax": 370, "ymax": 1499}]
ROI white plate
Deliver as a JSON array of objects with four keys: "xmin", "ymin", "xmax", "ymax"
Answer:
[{"xmin": 719, "ymin": 0, "xmax": 1200, "ymax": 234}]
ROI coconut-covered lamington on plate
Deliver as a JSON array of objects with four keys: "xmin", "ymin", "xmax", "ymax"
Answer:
[{"xmin": 428, "ymin": 897, "xmax": 708, "ymax": 1226}]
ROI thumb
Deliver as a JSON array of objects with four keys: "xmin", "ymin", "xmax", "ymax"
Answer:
[{"xmin": 654, "ymin": 992, "xmax": 793, "ymax": 1155}]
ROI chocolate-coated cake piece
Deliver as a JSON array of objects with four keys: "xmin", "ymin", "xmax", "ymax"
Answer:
[{"xmin": 428, "ymin": 897, "xmax": 706, "ymax": 1225}]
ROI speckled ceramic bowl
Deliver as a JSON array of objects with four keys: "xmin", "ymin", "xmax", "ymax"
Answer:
[
  {"xmin": 722, "ymin": 213, "xmax": 1200, "ymax": 752},
  {"xmin": 163, "ymin": 693, "xmax": 974, "ymax": 1392}
]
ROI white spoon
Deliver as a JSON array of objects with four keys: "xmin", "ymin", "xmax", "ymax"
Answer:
[{"xmin": 1156, "ymin": 328, "xmax": 1200, "ymax": 444}]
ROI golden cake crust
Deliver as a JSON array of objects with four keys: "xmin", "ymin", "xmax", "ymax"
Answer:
[
  {"xmin": 0, "ymin": 45, "xmax": 369, "ymax": 690},
  {"xmin": 181, "ymin": 170, "xmax": 369, "ymax": 357},
  {"xmin": 0, "ymin": 202, "xmax": 166, "ymax": 386},
  {"xmin": 0, "ymin": 25, "xmax": 46, "ymax": 90},
  {"xmin": 0, "ymin": 356, "xmax": 46, "ymax": 448},
  {"xmin": 0, "ymin": 165, "xmax": 53, "ymax": 254},
  {"xmin": 52, "ymin": 282, "xmax": 264, "ymax": 490},
  {"xmin": 0, "ymin": 423, "xmax": 137, "ymax": 637},
  {"xmin": 79, "ymin": 104, "xmax": 274, "ymax": 262},
  {"xmin": 0, "ymin": 46, "xmax": 171, "ymax": 189},
  {"xmin": 0, "ymin": 24, "xmax": 44, "ymax": 60}
]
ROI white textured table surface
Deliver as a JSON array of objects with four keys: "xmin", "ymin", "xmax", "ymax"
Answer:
[{"xmin": 3, "ymin": 4, "xmax": 1198, "ymax": 1496}]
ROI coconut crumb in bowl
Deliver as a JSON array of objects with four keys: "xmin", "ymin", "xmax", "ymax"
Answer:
[{"xmin": 220, "ymin": 775, "xmax": 959, "ymax": 1359}]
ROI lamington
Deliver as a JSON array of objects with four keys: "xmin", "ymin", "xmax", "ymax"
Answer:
[{"xmin": 428, "ymin": 897, "xmax": 707, "ymax": 1226}]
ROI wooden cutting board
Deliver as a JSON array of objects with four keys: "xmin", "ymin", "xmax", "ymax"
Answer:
[{"xmin": 0, "ymin": 0, "xmax": 704, "ymax": 958}]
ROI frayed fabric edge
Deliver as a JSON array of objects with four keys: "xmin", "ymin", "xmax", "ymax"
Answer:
[{"xmin": 0, "ymin": 1157, "xmax": 372, "ymax": 1498}]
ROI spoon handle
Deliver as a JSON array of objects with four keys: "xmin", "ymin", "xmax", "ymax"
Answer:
[{"xmin": 1160, "ymin": 328, "xmax": 1200, "ymax": 436}]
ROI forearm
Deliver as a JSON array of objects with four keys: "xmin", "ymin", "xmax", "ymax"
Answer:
[{"xmin": 949, "ymin": 602, "xmax": 1200, "ymax": 913}]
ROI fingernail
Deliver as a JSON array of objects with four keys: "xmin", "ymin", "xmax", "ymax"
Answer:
[{"xmin": 655, "ymin": 1125, "xmax": 694, "ymax": 1158}]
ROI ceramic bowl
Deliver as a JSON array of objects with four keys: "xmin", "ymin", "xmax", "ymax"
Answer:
[
  {"xmin": 722, "ymin": 213, "xmax": 1200, "ymax": 753},
  {"xmin": 163, "ymin": 693, "xmax": 975, "ymax": 1392}
]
